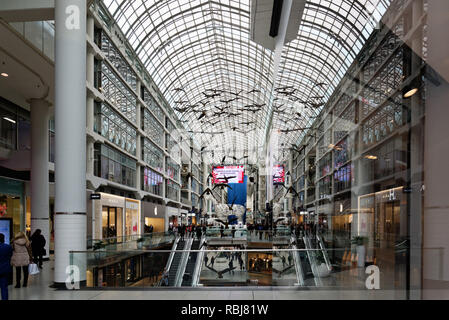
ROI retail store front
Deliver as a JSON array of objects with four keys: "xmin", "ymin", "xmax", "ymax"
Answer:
[
  {"xmin": 0, "ymin": 177, "xmax": 25, "ymax": 241},
  {"xmin": 142, "ymin": 201, "xmax": 165, "ymax": 233},
  {"xmin": 92, "ymin": 193, "xmax": 124, "ymax": 240},
  {"xmin": 92, "ymin": 193, "xmax": 141, "ymax": 239},
  {"xmin": 167, "ymin": 206, "xmax": 180, "ymax": 229}
]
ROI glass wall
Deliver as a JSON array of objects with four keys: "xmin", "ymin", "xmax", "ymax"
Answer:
[
  {"xmin": 142, "ymin": 108, "xmax": 164, "ymax": 146},
  {"xmin": 142, "ymin": 138, "xmax": 163, "ymax": 172},
  {"xmin": 166, "ymin": 179, "xmax": 180, "ymax": 202},
  {"xmin": 96, "ymin": 30, "xmax": 137, "ymax": 91},
  {"xmin": 94, "ymin": 143, "xmax": 136, "ymax": 187},
  {"xmin": 142, "ymin": 88, "xmax": 164, "ymax": 122},
  {"xmin": 94, "ymin": 102, "xmax": 137, "ymax": 155},
  {"xmin": 166, "ymin": 158, "xmax": 180, "ymax": 183},
  {"xmin": 142, "ymin": 167, "xmax": 163, "ymax": 196},
  {"xmin": 95, "ymin": 60, "xmax": 137, "ymax": 124}
]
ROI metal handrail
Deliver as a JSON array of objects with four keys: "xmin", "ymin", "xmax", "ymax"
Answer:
[
  {"xmin": 174, "ymin": 237, "xmax": 193, "ymax": 287},
  {"xmin": 191, "ymin": 235, "xmax": 207, "ymax": 287}
]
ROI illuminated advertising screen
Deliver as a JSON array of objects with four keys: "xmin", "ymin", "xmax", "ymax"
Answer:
[
  {"xmin": 272, "ymin": 165, "xmax": 285, "ymax": 184},
  {"xmin": 212, "ymin": 166, "xmax": 245, "ymax": 184}
]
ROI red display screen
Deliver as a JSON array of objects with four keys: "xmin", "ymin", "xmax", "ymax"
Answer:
[
  {"xmin": 212, "ymin": 166, "xmax": 245, "ymax": 184},
  {"xmin": 272, "ymin": 165, "xmax": 285, "ymax": 184}
]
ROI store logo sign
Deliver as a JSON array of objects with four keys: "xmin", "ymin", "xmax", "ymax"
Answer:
[
  {"xmin": 65, "ymin": 5, "xmax": 80, "ymax": 30},
  {"xmin": 365, "ymin": 265, "xmax": 380, "ymax": 289},
  {"xmin": 65, "ymin": 265, "xmax": 80, "ymax": 290}
]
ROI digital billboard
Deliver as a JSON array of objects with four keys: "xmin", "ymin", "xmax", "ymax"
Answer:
[
  {"xmin": 212, "ymin": 166, "xmax": 245, "ymax": 184},
  {"xmin": 272, "ymin": 164, "xmax": 285, "ymax": 184}
]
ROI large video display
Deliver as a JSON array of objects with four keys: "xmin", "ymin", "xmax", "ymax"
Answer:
[
  {"xmin": 272, "ymin": 164, "xmax": 285, "ymax": 184},
  {"xmin": 212, "ymin": 166, "xmax": 245, "ymax": 184}
]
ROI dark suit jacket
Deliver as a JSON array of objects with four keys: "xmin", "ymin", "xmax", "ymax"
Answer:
[{"xmin": 0, "ymin": 243, "xmax": 13, "ymax": 275}]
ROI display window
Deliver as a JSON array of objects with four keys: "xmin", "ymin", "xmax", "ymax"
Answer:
[
  {"xmin": 125, "ymin": 199, "xmax": 140, "ymax": 236},
  {"xmin": 0, "ymin": 195, "xmax": 21, "ymax": 238}
]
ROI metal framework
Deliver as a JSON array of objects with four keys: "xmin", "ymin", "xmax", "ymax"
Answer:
[{"xmin": 102, "ymin": 0, "xmax": 391, "ymax": 163}]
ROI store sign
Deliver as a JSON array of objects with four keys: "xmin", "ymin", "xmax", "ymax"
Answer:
[
  {"xmin": 90, "ymin": 193, "xmax": 101, "ymax": 200},
  {"xmin": 126, "ymin": 201, "xmax": 139, "ymax": 210}
]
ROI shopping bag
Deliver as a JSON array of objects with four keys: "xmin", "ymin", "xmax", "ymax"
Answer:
[{"xmin": 28, "ymin": 263, "xmax": 40, "ymax": 275}]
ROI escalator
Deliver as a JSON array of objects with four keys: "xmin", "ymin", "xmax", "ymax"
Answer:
[
  {"xmin": 294, "ymin": 237, "xmax": 316, "ymax": 285},
  {"xmin": 168, "ymin": 239, "xmax": 185, "ymax": 286},
  {"xmin": 181, "ymin": 238, "xmax": 201, "ymax": 286}
]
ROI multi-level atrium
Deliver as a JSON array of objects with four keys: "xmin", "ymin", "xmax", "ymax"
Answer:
[{"xmin": 0, "ymin": 0, "xmax": 448, "ymax": 300}]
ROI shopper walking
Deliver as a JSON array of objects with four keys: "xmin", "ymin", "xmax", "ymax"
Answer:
[
  {"xmin": 11, "ymin": 232, "xmax": 32, "ymax": 288},
  {"xmin": 0, "ymin": 233, "xmax": 12, "ymax": 300},
  {"xmin": 210, "ymin": 255, "xmax": 215, "ymax": 268},
  {"xmin": 30, "ymin": 229, "xmax": 46, "ymax": 269}
]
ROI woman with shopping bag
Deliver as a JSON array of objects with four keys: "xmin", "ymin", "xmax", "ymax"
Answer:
[{"xmin": 11, "ymin": 232, "xmax": 33, "ymax": 288}]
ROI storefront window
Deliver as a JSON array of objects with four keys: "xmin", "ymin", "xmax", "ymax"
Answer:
[
  {"xmin": 94, "ymin": 143, "xmax": 136, "ymax": 187},
  {"xmin": 142, "ymin": 167, "xmax": 163, "ymax": 196},
  {"xmin": 125, "ymin": 199, "xmax": 140, "ymax": 236}
]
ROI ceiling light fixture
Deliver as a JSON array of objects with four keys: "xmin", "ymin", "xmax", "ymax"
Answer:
[
  {"xmin": 3, "ymin": 117, "xmax": 16, "ymax": 124},
  {"xmin": 364, "ymin": 155, "xmax": 377, "ymax": 160},
  {"xmin": 1, "ymin": 72, "xmax": 8, "ymax": 77},
  {"xmin": 403, "ymin": 87, "xmax": 418, "ymax": 98}
]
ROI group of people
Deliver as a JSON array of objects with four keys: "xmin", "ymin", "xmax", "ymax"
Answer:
[
  {"xmin": 172, "ymin": 224, "xmax": 206, "ymax": 241},
  {"xmin": 248, "ymin": 254, "xmax": 272, "ymax": 273},
  {"xmin": 0, "ymin": 230, "xmax": 46, "ymax": 300},
  {"xmin": 204, "ymin": 250, "xmax": 245, "ymax": 275},
  {"xmin": 247, "ymin": 224, "xmax": 272, "ymax": 240}
]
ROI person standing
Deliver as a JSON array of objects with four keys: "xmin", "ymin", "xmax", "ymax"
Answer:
[
  {"xmin": 228, "ymin": 259, "xmax": 234, "ymax": 275},
  {"xmin": 179, "ymin": 225, "xmax": 185, "ymax": 241},
  {"xmin": 11, "ymin": 232, "xmax": 32, "ymax": 288},
  {"xmin": 30, "ymin": 229, "xmax": 46, "ymax": 269},
  {"xmin": 0, "ymin": 233, "xmax": 12, "ymax": 300},
  {"xmin": 210, "ymin": 255, "xmax": 215, "ymax": 268}
]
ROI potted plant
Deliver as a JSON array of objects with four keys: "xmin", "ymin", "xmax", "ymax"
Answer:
[
  {"xmin": 351, "ymin": 236, "xmax": 368, "ymax": 267},
  {"xmin": 313, "ymin": 250, "xmax": 331, "ymax": 278},
  {"xmin": 92, "ymin": 241, "xmax": 106, "ymax": 260},
  {"xmin": 136, "ymin": 237, "xmax": 144, "ymax": 249}
]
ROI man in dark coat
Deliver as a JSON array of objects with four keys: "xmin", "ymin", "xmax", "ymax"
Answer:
[
  {"xmin": 0, "ymin": 233, "xmax": 13, "ymax": 300},
  {"xmin": 30, "ymin": 229, "xmax": 46, "ymax": 268}
]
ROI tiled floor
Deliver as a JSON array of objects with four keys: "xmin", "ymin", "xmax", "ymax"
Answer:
[{"xmin": 5, "ymin": 257, "xmax": 447, "ymax": 300}]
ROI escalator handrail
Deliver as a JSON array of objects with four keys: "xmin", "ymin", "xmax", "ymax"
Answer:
[
  {"xmin": 158, "ymin": 236, "xmax": 179, "ymax": 287},
  {"xmin": 191, "ymin": 235, "xmax": 206, "ymax": 287},
  {"xmin": 174, "ymin": 237, "xmax": 193, "ymax": 287},
  {"xmin": 317, "ymin": 235, "xmax": 332, "ymax": 271},
  {"xmin": 290, "ymin": 236, "xmax": 305, "ymax": 286},
  {"xmin": 303, "ymin": 235, "xmax": 323, "ymax": 286}
]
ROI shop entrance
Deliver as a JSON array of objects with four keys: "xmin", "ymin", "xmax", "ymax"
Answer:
[{"xmin": 102, "ymin": 206, "xmax": 123, "ymax": 239}]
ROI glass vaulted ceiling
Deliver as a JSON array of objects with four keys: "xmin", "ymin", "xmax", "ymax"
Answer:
[{"xmin": 102, "ymin": 0, "xmax": 390, "ymax": 164}]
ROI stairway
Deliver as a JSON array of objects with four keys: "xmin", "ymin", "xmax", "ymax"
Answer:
[
  {"xmin": 181, "ymin": 239, "xmax": 200, "ymax": 286},
  {"xmin": 168, "ymin": 240, "xmax": 185, "ymax": 286}
]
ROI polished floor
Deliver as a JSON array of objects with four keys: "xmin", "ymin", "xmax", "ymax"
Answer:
[{"xmin": 7, "ymin": 256, "xmax": 448, "ymax": 300}]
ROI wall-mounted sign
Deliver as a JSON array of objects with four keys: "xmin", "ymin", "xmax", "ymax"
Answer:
[{"xmin": 90, "ymin": 193, "xmax": 101, "ymax": 200}]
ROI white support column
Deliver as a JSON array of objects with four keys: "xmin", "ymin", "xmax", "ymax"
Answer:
[
  {"xmin": 30, "ymin": 98, "xmax": 50, "ymax": 259},
  {"xmin": 54, "ymin": 0, "xmax": 87, "ymax": 286}
]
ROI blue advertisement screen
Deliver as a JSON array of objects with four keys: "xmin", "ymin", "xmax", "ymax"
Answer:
[{"xmin": 0, "ymin": 219, "xmax": 11, "ymax": 245}]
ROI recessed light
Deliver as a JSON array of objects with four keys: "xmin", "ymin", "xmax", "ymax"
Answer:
[
  {"xmin": 3, "ymin": 117, "xmax": 16, "ymax": 124},
  {"xmin": 364, "ymin": 155, "xmax": 377, "ymax": 160},
  {"xmin": 1, "ymin": 72, "xmax": 8, "ymax": 77},
  {"xmin": 403, "ymin": 88, "xmax": 418, "ymax": 98}
]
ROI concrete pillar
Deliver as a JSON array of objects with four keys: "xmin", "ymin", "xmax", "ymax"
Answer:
[
  {"xmin": 54, "ymin": 0, "xmax": 87, "ymax": 286},
  {"xmin": 408, "ymin": 0, "xmax": 424, "ymax": 300},
  {"xmin": 30, "ymin": 99, "xmax": 50, "ymax": 259},
  {"xmin": 422, "ymin": 0, "xmax": 449, "ymax": 299}
]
